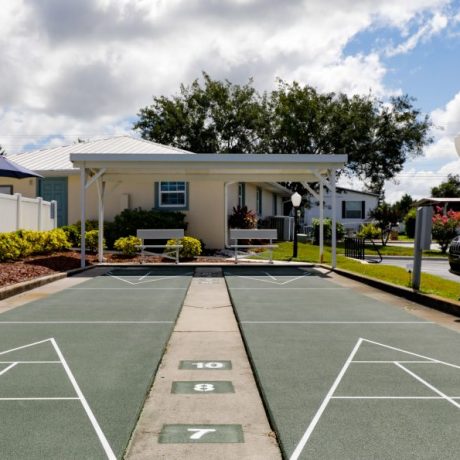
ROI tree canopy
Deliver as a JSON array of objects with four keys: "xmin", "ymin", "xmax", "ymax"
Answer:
[
  {"xmin": 0, "ymin": 145, "xmax": 5, "ymax": 156},
  {"xmin": 431, "ymin": 174, "xmax": 460, "ymax": 198},
  {"xmin": 134, "ymin": 73, "xmax": 433, "ymax": 194}
]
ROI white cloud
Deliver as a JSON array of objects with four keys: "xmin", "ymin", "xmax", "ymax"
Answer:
[{"xmin": 0, "ymin": 0, "xmax": 456, "ymax": 154}]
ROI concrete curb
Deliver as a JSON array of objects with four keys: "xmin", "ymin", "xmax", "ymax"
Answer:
[
  {"xmin": 0, "ymin": 265, "xmax": 96, "ymax": 301},
  {"xmin": 320, "ymin": 264, "xmax": 460, "ymax": 317}
]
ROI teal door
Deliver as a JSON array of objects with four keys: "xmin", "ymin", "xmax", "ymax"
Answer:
[{"xmin": 37, "ymin": 177, "xmax": 68, "ymax": 227}]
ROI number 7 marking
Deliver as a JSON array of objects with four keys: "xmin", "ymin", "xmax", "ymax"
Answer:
[{"xmin": 187, "ymin": 428, "xmax": 217, "ymax": 440}]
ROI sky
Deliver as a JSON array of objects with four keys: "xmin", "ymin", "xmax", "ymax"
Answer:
[{"xmin": 1, "ymin": 0, "xmax": 460, "ymax": 202}]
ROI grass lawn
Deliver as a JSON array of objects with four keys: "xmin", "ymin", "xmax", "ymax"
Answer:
[{"xmin": 256, "ymin": 242, "xmax": 459, "ymax": 302}]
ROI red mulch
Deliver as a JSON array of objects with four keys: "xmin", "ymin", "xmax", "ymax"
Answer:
[{"xmin": 0, "ymin": 251, "xmax": 234, "ymax": 289}]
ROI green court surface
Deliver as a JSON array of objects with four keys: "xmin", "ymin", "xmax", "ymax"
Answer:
[
  {"xmin": 0, "ymin": 267, "xmax": 192, "ymax": 459},
  {"xmin": 225, "ymin": 266, "xmax": 460, "ymax": 460}
]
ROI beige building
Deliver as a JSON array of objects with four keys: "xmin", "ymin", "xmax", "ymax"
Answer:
[{"xmin": 5, "ymin": 137, "xmax": 291, "ymax": 248}]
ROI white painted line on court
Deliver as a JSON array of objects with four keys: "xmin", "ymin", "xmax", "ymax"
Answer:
[
  {"xmin": 138, "ymin": 271, "xmax": 152, "ymax": 281},
  {"xmin": 363, "ymin": 338, "xmax": 460, "ymax": 370},
  {"xmin": 241, "ymin": 321, "xmax": 433, "ymax": 324},
  {"xmin": 352, "ymin": 360, "xmax": 437, "ymax": 364},
  {"xmin": 231, "ymin": 287, "xmax": 347, "ymax": 290},
  {"xmin": 0, "ymin": 397, "xmax": 80, "ymax": 400},
  {"xmin": 233, "ymin": 273, "xmax": 312, "ymax": 286},
  {"xmin": 68, "ymin": 287, "xmax": 187, "ymax": 290},
  {"xmin": 50, "ymin": 338, "xmax": 116, "ymax": 460},
  {"xmin": 290, "ymin": 337, "xmax": 363, "ymax": 460},
  {"xmin": 0, "ymin": 362, "xmax": 18, "ymax": 376},
  {"xmin": 0, "ymin": 361, "xmax": 60, "ymax": 364},
  {"xmin": 0, "ymin": 338, "xmax": 52, "ymax": 356},
  {"xmin": 332, "ymin": 396, "xmax": 446, "ymax": 399},
  {"xmin": 264, "ymin": 271, "xmax": 277, "ymax": 281},
  {"xmin": 395, "ymin": 362, "xmax": 460, "ymax": 410},
  {"xmin": 0, "ymin": 321, "xmax": 173, "ymax": 324}
]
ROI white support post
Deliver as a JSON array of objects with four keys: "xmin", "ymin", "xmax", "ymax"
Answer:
[
  {"xmin": 224, "ymin": 182, "xmax": 235, "ymax": 247},
  {"xmin": 15, "ymin": 193, "xmax": 22, "ymax": 230},
  {"xmin": 97, "ymin": 178, "xmax": 106, "ymax": 263},
  {"xmin": 51, "ymin": 200, "xmax": 58, "ymax": 229},
  {"xmin": 319, "ymin": 178, "xmax": 324, "ymax": 263},
  {"xmin": 80, "ymin": 165, "xmax": 86, "ymax": 269},
  {"xmin": 37, "ymin": 197, "xmax": 43, "ymax": 231},
  {"xmin": 330, "ymin": 169, "xmax": 337, "ymax": 269}
]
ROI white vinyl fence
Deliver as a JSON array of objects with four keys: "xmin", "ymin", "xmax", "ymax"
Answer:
[{"xmin": 0, "ymin": 193, "xmax": 57, "ymax": 233}]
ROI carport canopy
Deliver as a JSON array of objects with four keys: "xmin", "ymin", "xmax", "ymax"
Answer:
[{"xmin": 70, "ymin": 152, "xmax": 347, "ymax": 268}]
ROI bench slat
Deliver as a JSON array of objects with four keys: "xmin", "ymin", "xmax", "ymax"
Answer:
[
  {"xmin": 137, "ymin": 229, "xmax": 184, "ymax": 240},
  {"xmin": 230, "ymin": 229, "xmax": 277, "ymax": 240}
]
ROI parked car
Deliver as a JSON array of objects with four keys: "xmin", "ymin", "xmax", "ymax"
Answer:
[{"xmin": 448, "ymin": 236, "xmax": 460, "ymax": 273}]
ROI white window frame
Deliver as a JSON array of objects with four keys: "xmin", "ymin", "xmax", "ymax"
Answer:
[
  {"xmin": 344, "ymin": 200, "xmax": 363, "ymax": 219},
  {"xmin": 158, "ymin": 181, "xmax": 187, "ymax": 208}
]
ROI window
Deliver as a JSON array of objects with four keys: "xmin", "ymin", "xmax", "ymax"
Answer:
[
  {"xmin": 342, "ymin": 200, "xmax": 365, "ymax": 219},
  {"xmin": 238, "ymin": 183, "xmax": 245, "ymax": 207},
  {"xmin": 0, "ymin": 185, "xmax": 13, "ymax": 195},
  {"xmin": 157, "ymin": 182, "xmax": 188, "ymax": 209},
  {"xmin": 256, "ymin": 187, "xmax": 262, "ymax": 215},
  {"xmin": 272, "ymin": 193, "xmax": 278, "ymax": 215}
]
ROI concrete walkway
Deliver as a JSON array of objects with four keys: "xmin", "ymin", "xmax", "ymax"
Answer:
[{"xmin": 126, "ymin": 266, "xmax": 281, "ymax": 460}]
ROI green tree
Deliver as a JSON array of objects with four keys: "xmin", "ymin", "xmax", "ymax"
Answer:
[
  {"xmin": 431, "ymin": 174, "xmax": 460, "ymax": 198},
  {"xmin": 393, "ymin": 193, "xmax": 414, "ymax": 220},
  {"xmin": 134, "ymin": 73, "xmax": 263, "ymax": 153},
  {"xmin": 369, "ymin": 202, "xmax": 399, "ymax": 246},
  {"xmin": 135, "ymin": 74, "xmax": 433, "ymax": 194},
  {"xmin": 431, "ymin": 207, "xmax": 460, "ymax": 253}
]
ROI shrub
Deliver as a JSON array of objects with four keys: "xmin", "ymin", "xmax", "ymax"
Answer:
[
  {"xmin": 109, "ymin": 208, "xmax": 187, "ymax": 243},
  {"xmin": 61, "ymin": 225, "xmax": 80, "ymax": 247},
  {"xmin": 312, "ymin": 218, "xmax": 345, "ymax": 245},
  {"xmin": 41, "ymin": 228, "xmax": 71, "ymax": 253},
  {"xmin": 228, "ymin": 205, "xmax": 257, "ymax": 229},
  {"xmin": 357, "ymin": 223, "xmax": 380, "ymax": 240},
  {"xmin": 0, "ymin": 233, "xmax": 23, "ymax": 261},
  {"xmin": 166, "ymin": 236, "xmax": 202, "ymax": 259},
  {"xmin": 114, "ymin": 236, "xmax": 141, "ymax": 256},
  {"xmin": 404, "ymin": 208, "xmax": 417, "ymax": 238},
  {"xmin": 85, "ymin": 230, "xmax": 106, "ymax": 253},
  {"xmin": 0, "ymin": 229, "xmax": 71, "ymax": 261},
  {"xmin": 432, "ymin": 207, "xmax": 460, "ymax": 253}
]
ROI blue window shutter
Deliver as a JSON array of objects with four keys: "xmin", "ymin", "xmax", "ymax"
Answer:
[
  {"xmin": 342, "ymin": 201, "xmax": 346, "ymax": 218},
  {"xmin": 154, "ymin": 182, "xmax": 159, "ymax": 208},
  {"xmin": 361, "ymin": 201, "xmax": 366, "ymax": 219}
]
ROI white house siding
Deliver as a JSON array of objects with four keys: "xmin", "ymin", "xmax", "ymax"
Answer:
[{"xmin": 304, "ymin": 188, "xmax": 378, "ymax": 233}]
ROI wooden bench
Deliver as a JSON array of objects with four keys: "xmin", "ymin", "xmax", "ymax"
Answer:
[
  {"xmin": 136, "ymin": 229, "xmax": 184, "ymax": 264},
  {"xmin": 229, "ymin": 229, "xmax": 278, "ymax": 264}
]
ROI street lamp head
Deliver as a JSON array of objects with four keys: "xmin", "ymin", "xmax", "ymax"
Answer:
[
  {"xmin": 455, "ymin": 135, "xmax": 460, "ymax": 157},
  {"xmin": 291, "ymin": 191, "xmax": 302, "ymax": 207}
]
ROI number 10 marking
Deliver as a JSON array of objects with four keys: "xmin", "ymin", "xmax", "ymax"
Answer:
[{"xmin": 192, "ymin": 362, "xmax": 224, "ymax": 369}]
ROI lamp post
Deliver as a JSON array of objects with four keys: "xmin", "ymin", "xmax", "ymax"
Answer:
[{"xmin": 291, "ymin": 192, "xmax": 302, "ymax": 258}]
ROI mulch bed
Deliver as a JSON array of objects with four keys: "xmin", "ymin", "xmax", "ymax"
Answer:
[{"xmin": 0, "ymin": 251, "xmax": 234, "ymax": 289}]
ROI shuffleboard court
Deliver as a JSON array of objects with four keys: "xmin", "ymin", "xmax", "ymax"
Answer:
[
  {"xmin": 225, "ymin": 266, "xmax": 460, "ymax": 459},
  {"xmin": 0, "ymin": 267, "xmax": 192, "ymax": 459}
]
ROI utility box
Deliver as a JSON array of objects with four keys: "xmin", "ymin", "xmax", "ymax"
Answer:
[{"xmin": 415, "ymin": 206, "xmax": 433, "ymax": 250}]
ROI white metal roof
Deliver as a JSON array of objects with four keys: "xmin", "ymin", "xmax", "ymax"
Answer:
[{"xmin": 7, "ymin": 136, "xmax": 193, "ymax": 172}]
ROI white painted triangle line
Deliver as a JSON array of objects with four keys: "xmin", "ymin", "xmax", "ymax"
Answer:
[
  {"xmin": 290, "ymin": 337, "xmax": 363, "ymax": 460},
  {"xmin": 0, "ymin": 362, "xmax": 18, "ymax": 377},
  {"xmin": 352, "ymin": 360, "xmax": 436, "ymax": 364},
  {"xmin": 110, "ymin": 273, "xmax": 189, "ymax": 285},
  {"xmin": 395, "ymin": 362, "xmax": 460, "ymax": 410},
  {"xmin": 0, "ymin": 338, "xmax": 52, "ymax": 356},
  {"xmin": 0, "ymin": 361, "xmax": 60, "ymax": 364},
  {"xmin": 0, "ymin": 397, "xmax": 80, "ymax": 400},
  {"xmin": 138, "ymin": 271, "xmax": 152, "ymax": 281},
  {"xmin": 332, "ymin": 396, "xmax": 447, "ymax": 399},
  {"xmin": 362, "ymin": 338, "xmax": 460, "ymax": 370},
  {"xmin": 236, "ymin": 273, "xmax": 312, "ymax": 285},
  {"xmin": 50, "ymin": 338, "xmax": 116, "ymax": 460}
]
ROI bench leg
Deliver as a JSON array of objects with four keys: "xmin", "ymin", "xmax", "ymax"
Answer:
[
  {"xmin": 175, "ymin": 247, "xmax": 179, "ymax": 264},
  {"xmin": 234, "ymin": 246, "xmax": 238, "ymax": 264}
]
